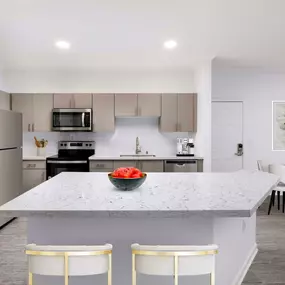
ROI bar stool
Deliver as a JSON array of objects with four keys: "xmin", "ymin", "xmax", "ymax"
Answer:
[
  {"xmin": 131, "ymin": 244, "xmax": 218, "ymax": 285},
  {"xmin": 25, "ymin": 243, "xmax": 112, "ymax": 285},
  {"xmin": 268, "ymin": 164, "xmax": 285, "ymax": 214}
]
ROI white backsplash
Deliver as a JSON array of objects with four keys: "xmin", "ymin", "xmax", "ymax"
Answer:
[{"xmin": 23, "ymin": 118, "xmax": 192, "ymax": 157}]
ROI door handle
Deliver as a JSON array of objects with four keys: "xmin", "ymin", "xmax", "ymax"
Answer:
[
  {"xmin": 235, "ymin": 143, "xmax": 243, "ymax": 156},
  {"xmin": 82, "ymin": 113, "xmax": 85, "ymax": 127},
  {"xmin": 28, "ymin": 124, "xmax": 31, "ymax": 132},
  {"xmin": 32, "ymin": 123, "xmax": 35, "ymax": 132}
]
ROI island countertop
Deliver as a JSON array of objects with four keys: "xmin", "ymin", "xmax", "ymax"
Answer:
[{"xmin": 0, "ymin": 171, "xmax": 279, "ymax": 218}]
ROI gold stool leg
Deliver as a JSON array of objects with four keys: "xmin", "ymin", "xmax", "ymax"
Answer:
[
  {"xmin": 108, "ymin": 253, "xmax": 112, "ymax": 285},
  {"xmin": 210, "ymin": 272, "xmax": 215, "ymax": 285},
  {"xmin": 174, "ymin": 256, "xmax": 178, "ymax": 285},
  {"xmin": 64, "ymin": 253, "xmax": 69, "ymax": 285},
  {"xmin": 132, "ymin": 253, "xmax": 136, "ymax": 285},
  {"xmin": 28, "ymin": 272, "xmax": 33, "ymax": 285}
]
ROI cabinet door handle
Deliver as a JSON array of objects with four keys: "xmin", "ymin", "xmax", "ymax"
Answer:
[
  {"xmin": 27, "ymin": 163, "xmax": 36, "ymax": 168},
  {"xmin": 32, "ymin": 123, "xmax": 35, "ymax": 132},
  {"xmin": 28, "ymin": 124, "xmax": 31, "ymax": 132},
  {"xmin": 96, "ymin": 164, "xmax": 105, "ymax": 168},
  {"xmin": 42, "ymin": 171, "xmax": 45, "ymax": 182}
]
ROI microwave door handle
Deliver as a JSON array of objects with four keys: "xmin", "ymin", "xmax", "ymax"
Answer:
[{"xmin": 82, "ymin": 113, "xmax": 85, "ymax": 127}]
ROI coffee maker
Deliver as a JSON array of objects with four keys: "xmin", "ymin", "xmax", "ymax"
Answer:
[{"xmin": 176, "ymin": 138, "xmax": 195, "ymax": 156}]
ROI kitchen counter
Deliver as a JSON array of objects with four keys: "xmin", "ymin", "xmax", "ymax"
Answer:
[
  {"xmin": 0, "ymin": 170, "xmax": 277, "ymax": 217},
  {"xmin": 23, "ymin": 155, "xmax": 55, "ymax": 160},
  {"xmin": 0, "ymin": 171, "xmax": 278, "ymax": 285},
  {"xmin": 23, "ymin": 155, "xmax": 204, "ymax": 161},
  {"xmin": 89, "ymin": 155, "xmax": 204, "ymax": 160},
  {"xmin": 23, "ymin": 156, "xmax": 48, "ymax": 160}
]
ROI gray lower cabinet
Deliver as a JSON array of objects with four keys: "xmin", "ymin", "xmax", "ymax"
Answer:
[
  {"xmin": 23, "ymin": 161, "xmax": 46, "ymax": 193},
  {"xmin": 113, "ymin": 160, "xmax": 137, "ymax": 169},
  {"xmin": 139, "ymin": 161, "xmax": 164, "ymax": 172},
  {"xmin": 114, "ymin": 160, "xmax": 164, "ymax": 172},
  {"xmin": 90, "ymin": 161, "xmax": 114, "ymax": 172}
]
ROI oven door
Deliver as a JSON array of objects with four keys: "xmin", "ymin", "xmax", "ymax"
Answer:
[
  {"xmin": 52, "ymin": 108, "xmax": 92, "ymax": 131},
  {"xmin": 46, "ymin": 160, "xmax": 89, "ymax": 179}
]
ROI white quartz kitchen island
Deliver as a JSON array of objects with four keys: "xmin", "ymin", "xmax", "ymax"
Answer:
[{"xmin": 0, "ymin": 171, "xmax": 279, "ymax": 285}]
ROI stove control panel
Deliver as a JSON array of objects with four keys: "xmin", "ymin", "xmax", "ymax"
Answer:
[{"xmin": 58, "ymin": 141, "xmax": 95, "ymax": 150}]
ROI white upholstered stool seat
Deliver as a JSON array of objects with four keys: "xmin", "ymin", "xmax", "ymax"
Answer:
[
  {"xmin": 25, "ymin": 243, "xmax": 112, "ymax": 285},
  {"xmin": 131, "ymin": 244, "xmax": 218, "ymax": 285}
]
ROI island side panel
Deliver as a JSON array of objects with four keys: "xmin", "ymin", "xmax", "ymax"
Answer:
[
  {"xmin": 213, "ymin": 213, "xmax": 257, "ymax": 285},
  {"xmin": 27, "ymin": 215, "xmax": 213, "ymax": 285}
]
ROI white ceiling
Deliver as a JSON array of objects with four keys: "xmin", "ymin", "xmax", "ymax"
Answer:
[{"xmin": 0, "ymin": 0, "xmax": 285, "ymax": 71}]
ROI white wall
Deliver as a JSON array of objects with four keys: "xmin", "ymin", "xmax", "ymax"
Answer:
[
  {"xmin": 194, "ymin": 63, "xmax": 212, "ymax": 171},
  {"xmin": 24, "ymin": 118, "xmax": 191, "ymax": 157},
  {"xmin": 2, "ymin": 69, "xmax": 195, "ymax": 93},
  {"xmin": 4, "ymin": 69, "xmax": 208, "ymax": 161},
  {"xmin": 4, "ymin": 68, "xmax": 212, "ymax": 163},
  {"xmin": 212, "ymin": 63, "xmax": 285, "ymax": 170}
]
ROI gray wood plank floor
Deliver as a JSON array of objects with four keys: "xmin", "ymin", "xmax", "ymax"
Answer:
[{"xmin": 0, "ymin": 201, "xmax": 284, "ymax": 285}]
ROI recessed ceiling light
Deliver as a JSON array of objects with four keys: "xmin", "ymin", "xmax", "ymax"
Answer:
[
  {"xmin": 164, "ymin": 40, "xmax": 177, "ymax": 49},
  {"xmin": 55, "ymin": 40, "xmax": 71, "ymax": 50}
]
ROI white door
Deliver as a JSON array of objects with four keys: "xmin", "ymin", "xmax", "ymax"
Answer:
[{"xmin": 212, "ymin": 101, "xmax": 243, "ymax": 172}]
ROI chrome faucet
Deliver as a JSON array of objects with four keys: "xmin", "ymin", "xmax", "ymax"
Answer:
[{"xmin": 135, "ymin": 137, "xmax": 142, "ymax": 154}]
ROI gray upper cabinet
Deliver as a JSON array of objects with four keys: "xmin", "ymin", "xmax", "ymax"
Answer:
[
  {"xmin": 53, "ymin": 94, "xmax": 74, "ymax": 108},
  {"xmin": 93, "ymin": 94, "xmax": 115, "ymax": 132},
  {"xmin": 160, "ymin": 94, "xmax": 178, "ymax": 132},
  {"xmin": 137, "ymin": 94, "xmax": 161, "ymax": 117},
  {"xmin": 12, "ymin": 94, "xmax": 34, "ymax": 132},
  {"xmin": 12, "ymin": 94, "xmax": 53, "ymax": 132},
  {"xmin": 115, "ymin": 94, "xmax": 137, "ymax": 116},
  {"xmin": 53, "ymin": 94, "xmax": 92, "ymax": 108},
  {"xmin": 177, "ymin": 94, "xmax": 197, "ymax": 132},
  {"xmin": 73, "ymin": 94, "xmax": 92, "ymax": 108},
  {"xmin": 160, "ymin": 93, "xmax": 197, "ymax": 132},
  {"xmin": 33, "ymin": 94, "xmax": 53, "ymax": 132}
]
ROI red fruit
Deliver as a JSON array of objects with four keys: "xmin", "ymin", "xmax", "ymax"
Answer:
[{"xmin": 131, "ymin": 174, "xmax": 141, "ymax": 178}]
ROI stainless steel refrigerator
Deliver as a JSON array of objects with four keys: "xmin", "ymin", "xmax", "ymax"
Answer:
[{"xmin": 0, "ymin": 110, "xmax": 22, "ymax": 228}]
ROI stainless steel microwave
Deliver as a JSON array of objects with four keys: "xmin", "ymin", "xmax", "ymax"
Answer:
[{"xmin": 52, "ymin": 108, "xmax": 92, "ymax": 131}]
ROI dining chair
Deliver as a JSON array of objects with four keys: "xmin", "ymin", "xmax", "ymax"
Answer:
[
  {"xmin": 25, "ymin": 243, "xmax": 112, "ymax": 285},
  {"xmin": 131, "ymin": 243, "xmax": 218, "ymax": 285},
  {"xmin": 257, "ymin": 160, "xmax": 266, "ymax": 172},
  {"xmin": 268, "ymin": 164, "xmax": 285, "ymax": 215}
]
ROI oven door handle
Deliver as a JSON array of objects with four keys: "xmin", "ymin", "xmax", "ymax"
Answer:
[
  {"xmin": 47, "ymin": 160, "xmax": 88, "ymax": 164},
  {"xmin": 82, "ymin": 112, "xmax": 85, "ymax": 127}
]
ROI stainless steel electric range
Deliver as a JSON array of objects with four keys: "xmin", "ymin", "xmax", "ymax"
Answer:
[{"xmin": 46, "ymin": 141, "xmax": 95, "ymax": 179}]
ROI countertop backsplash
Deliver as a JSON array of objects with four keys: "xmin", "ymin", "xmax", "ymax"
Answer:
[{"xmin": 23, "ymin": 118, "xmax": 193, "ymax": 157}]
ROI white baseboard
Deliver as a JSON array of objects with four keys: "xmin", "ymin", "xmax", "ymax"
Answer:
[{"xmin": 232, "ymin": 243, "xmax": 258, "ymax": 285}]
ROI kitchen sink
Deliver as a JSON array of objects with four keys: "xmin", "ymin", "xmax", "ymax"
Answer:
[{"xmin": 120, "ymin": 154, "xmax": 156, "ymax": 157}]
